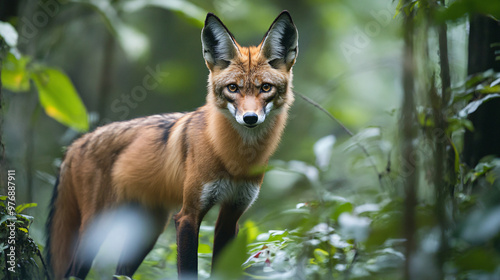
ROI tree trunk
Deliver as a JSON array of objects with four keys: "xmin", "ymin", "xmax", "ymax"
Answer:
[
  {"xmin": 463, "ymin": 15, "xmax": 500, "ymax": 167},
  {"xmin": 97, "ymin": 32, "xmax": 115, "ymax": 123},
  {"xmin": 0, "ymin": 54, "xmax": 4, "ymax": 191},
  {"xmin": 401, "ymin": 4, "xmax": 418, "ymax": 280}
]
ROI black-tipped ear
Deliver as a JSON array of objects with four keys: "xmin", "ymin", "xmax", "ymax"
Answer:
[
  {"xmin": 261, "ymin": 11, "xmax": 298, "ymax": 70},
  {"xmin": 201, "ymin": 13, "xmax": 239, "ymax": 71}
]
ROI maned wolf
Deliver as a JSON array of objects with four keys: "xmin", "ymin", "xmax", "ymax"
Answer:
[{"xmin": 46, "ymin": 10, "xmax": 298, "ymax": 279}]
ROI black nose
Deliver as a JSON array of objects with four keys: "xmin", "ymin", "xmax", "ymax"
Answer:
[{"xmin": 243, "ymin": 113, "xmax": 258, "ymax": 125}]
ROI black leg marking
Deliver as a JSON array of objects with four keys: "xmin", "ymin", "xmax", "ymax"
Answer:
[{"xmin": 211, "ymin": 203, "xmax": 246, "ymax": 272}]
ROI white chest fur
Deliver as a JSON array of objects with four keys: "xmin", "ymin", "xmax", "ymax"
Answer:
[{"xmin": 200, "ymin": 179, "xmax": 260, "ymax": 210}]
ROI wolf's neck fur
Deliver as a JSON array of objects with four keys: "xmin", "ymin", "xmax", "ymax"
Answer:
[{"xmin": 204, "ymin": 101, "xmax": 289, "ymax": 178}]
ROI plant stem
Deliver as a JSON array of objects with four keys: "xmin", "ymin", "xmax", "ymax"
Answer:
[{"xmin": 295, "ymin": 91, "xmax": 384, "ymax": 190}]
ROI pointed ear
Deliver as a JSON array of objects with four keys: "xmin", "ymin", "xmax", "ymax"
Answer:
[
  {"xmin": 260, "ymin": 11, "xmax": 298, "ymax": 70},
  {"xmin": 201, "ymin": 13, "xmax": 239, "ymax": 71}
]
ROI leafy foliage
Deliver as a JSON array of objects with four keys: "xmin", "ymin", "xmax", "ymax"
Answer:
[
  {"xmin": 0, "ymin": 196, "xmax": 47, "ymax": 279},
  {"xmin": 2, "ymin": 0, "xmax": 500, "ymax": 279},
  {"xmin": 31, "ymin": 67, "xmax": 89, "ymax": 132},
  {"xmin": 1, "ymin": 54, "xmax": 31, "ymax": 92},
  {"xmin": 0, "ymin": 28, "xmax": 89, "ymax": 132}
]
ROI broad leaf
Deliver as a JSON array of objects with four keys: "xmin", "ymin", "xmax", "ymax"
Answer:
[
  {"xmin": 1, "ymin": 53, "xmax": 31, "ymax": 92},
  {"xmin": 31, "ymin": 68, "xmax": 89, "ymax": 132},
  {"xmin": 437, "ymin": 0, "xmax": 500, "ymax": 22},
  {"xmin": 455, "ymin": 248, "xmax": 500, "ymax": 272},
  {"xmin": 458, "ymin": 94, "xmax": 500, "ymax": 118},
  {"xmin": 16, "ymin": 203, "xmax": 37, "ymax": 214},
  {"xmin": 122, "ymin": 0, "xmax": 206, "ymax": 27},
  {"xmin": 212, "ymin": 230, "xmax": 248, "ymax": 279}
]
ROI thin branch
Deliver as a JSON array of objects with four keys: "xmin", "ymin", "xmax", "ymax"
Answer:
[
  {"xmin": 294, "ymin": 91, "xmax": 384, "ymax": 190},
  {"xmin": 295, "ymin": 91, "xmax": 354, "ymax": 137},
  {"xmin": 35, "ymin": 246, "xmax": 51, "ymax": 280}
]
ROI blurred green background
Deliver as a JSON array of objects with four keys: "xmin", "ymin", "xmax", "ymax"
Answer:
[
  {"xmin": 5, "ymin": 0, "xmax": 500, "ymax": 279},
  {"xmin": 4, "ymin": 0, "xmax": 409, "ymax": 211}
]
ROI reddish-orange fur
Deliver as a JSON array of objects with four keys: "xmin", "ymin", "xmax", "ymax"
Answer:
[{"xmin": 47, "ymin": 11, "xmax": 298, "ymax": 279}]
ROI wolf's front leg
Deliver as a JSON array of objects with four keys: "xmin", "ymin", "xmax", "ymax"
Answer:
[
  {"xmin": 174, "ymin": 208, "xmax": 203, "ymax": 279},
  {"xmin": 211, "ymin": 203, "xmax": 246, "ymax": 271}
]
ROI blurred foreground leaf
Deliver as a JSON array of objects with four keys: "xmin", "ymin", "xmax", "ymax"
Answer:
[
  {"xmin": 455, "ymin": 248, "xmax": 500, "ymax": 272},
  {"xmin": 438, "ymin": 0, "xmax": 500, "ymax": 22},
  {"xmin": 458, "ymin": 94, "xmax": 500, "ymax": 118},
  {"xmin": 31, "ymin": 68, "xmax": 89, "ymax": 132},
  {"xmin": 0, "ymin": 21, "xmax": 18, "ymax": 48},
  {"xmin": 122, "ymin": 0, "xmax": 206, "ymax": 27},
  {"xmin": 1, "ymin": 53, "xmax": 31, "ymax": 92},
  {"xmin": 313, "ymin": 248, "xmax": 329, "ymax": 263},
  {"xmin": 212, "ymin": 230, "xmax": 248, "ymax": 279}
]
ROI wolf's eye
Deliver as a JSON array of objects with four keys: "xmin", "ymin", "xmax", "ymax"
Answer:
[
  {"xmin": 261, "ymin": 83, "xmax": 272, "ymax": 92},
  {"xmin": 227, "ymin": 84, "xmax": 239, "ymax": 93}
]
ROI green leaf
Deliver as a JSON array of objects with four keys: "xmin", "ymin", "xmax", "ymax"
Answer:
[
  {"xmin": 470, "ymin": 159, "xmax": 500, "ymax": 182},
  {"xmin": 212, "ymin": 230, "xmax": 248, "ymax": 279},
  {"xmin": 16, "ymin": 203, "xmax": 37, "ymax": 214},
  {"xmin": 330, "ymin": 202, "xmax": 353, "ymax": 221},
  {"xmin": 480, "ymin": 85, "xmax": 500, "ymax": 94},
  {"xmin": 1, "ymin": 53, "xmax": 31, "ymax": 92},
  {"xmin": 366, "ymin": 210, "xmax": 402, "ymax": 249},
  {"xmin": 451, "ymin": 141, "xmax": 460, "ymax": 175},
  {"xmin": 465, "ymin": 69, "xmax": 495, "ymax": 88},
  {"xmin": 313, "ymin": 248, "xmax": 329, "ymax": 263},
  {"xmin": 31, "ymin": 68, "xmax": 89, "ymax": 132},
  {"xmin": 112, "ymin": 276, "xmax": 132, "ymax": 280},
  {"xmin": 437, "ymin": 0, "xmax": 500, "ymax": 22},
  {"xmin": 122, "ymin": 0, "xmax": 206, "ymax": 27},
  {"xmin": 447, "ymin": 117, "xmax": 474, "ymax": 133},
  {"xmin": 0, "ymin": 215, "xmax": 11, "ymax": 225},
  {"xmin": 455, "ymin": 248, "xmax": 500, "ymax": 272},
  {"xmin": 267, "ymin": 230, "xmax": 289, "ymax": 242},
  {"xmin": 458, "ymin": 94, "xmax": 500, "ymax": 118},
  {"xmin": 394, "ymin": 0, "xmax": 418, "ymax": 18}
]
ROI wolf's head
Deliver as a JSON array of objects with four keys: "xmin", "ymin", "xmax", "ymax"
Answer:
[{"xmin": 202, "ymin": 11, "xmax": 298, "ymax": 134}]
